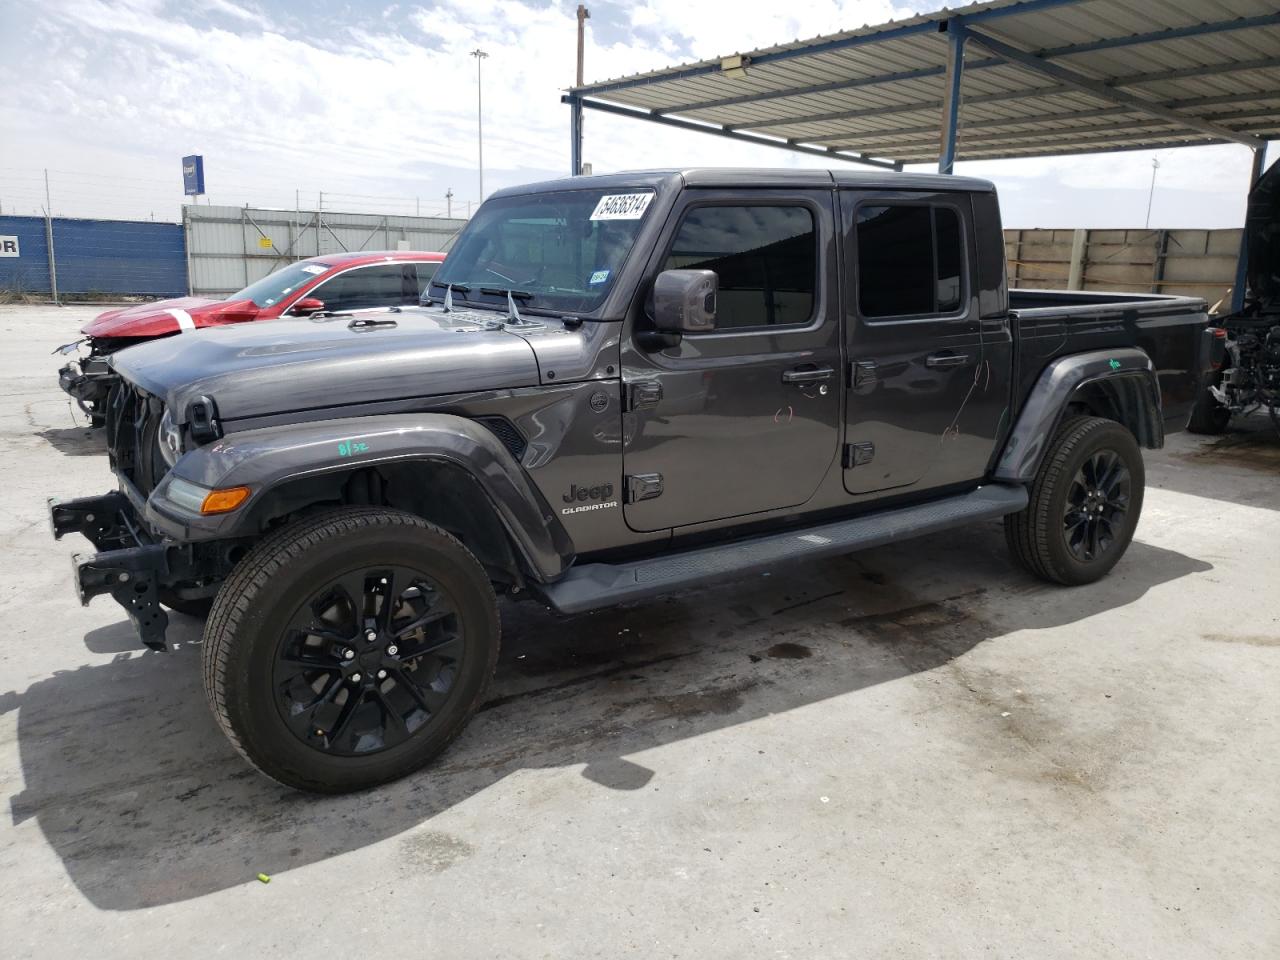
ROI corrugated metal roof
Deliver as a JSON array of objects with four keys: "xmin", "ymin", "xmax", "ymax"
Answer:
[{"xmin": 570, "ymin": 0, "xmax": 1279, "ymax": 167}]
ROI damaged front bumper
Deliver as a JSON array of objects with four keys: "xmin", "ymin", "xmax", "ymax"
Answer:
[
  {"xmin": 57, "ymin": 354, "xmax": 116, "ymax": 422},
  {"xmin": 49, "ymin": 491, "xmax": 197, "ymax": 650}
]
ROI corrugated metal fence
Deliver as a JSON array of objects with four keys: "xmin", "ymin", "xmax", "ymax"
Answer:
[
  {"xmin": 185, "ymin": 206, "xmax": 467, "ymax": 297},
  {"xmin": 0, "ymin": 215, "xmax": 186, "ymax": 298}
]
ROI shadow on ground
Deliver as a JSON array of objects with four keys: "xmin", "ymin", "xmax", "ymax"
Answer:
[
  {"xmin": 36, "ymin": 426, "xmax": 106, "ymax": 457},
  {"xmin": 1155, "ymin": 414, "xmax": 1280, "ymax": 507},
  {"xmin": 5, "ymin": 523, "xmax": 1211, "ymax": 910}
]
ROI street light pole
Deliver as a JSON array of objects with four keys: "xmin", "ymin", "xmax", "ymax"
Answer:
[{"xmin": 470, "ymin": 48, "xmax": 489, "ymax": 203}]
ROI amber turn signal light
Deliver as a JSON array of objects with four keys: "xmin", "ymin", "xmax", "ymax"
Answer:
[{"xmin": 200, "ymin": 486, "xmax": 251, "ymax": 515}]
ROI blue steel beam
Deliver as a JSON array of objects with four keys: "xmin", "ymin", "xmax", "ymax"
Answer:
[
  {"xmin": 563, "ymin": 95, "xmax": 902, "ymax": 170},
  {"xmin": 572, "ymin": 0, "xmax": 1086, "ymax": 97},
  {"xmin": 937, "ymin": 20, "xmax": 967, "ymax": 174},
  {"xmin": 891, "ymin": 138, "xmax": 1276, "ymax": 165},
  {"xmin": 1232, "ymin": 146, "xmax": 1269, "ymax": 314},
  {"xmin": 660, "ymin": 12, "xmax": 1280, "ymax": 116},
  {"xmin": 811, "ymin": 93, "xmax": 1280, "ymax": 148},
  {"xmin": 865, "ymin": 121, "xmax": 1280, "ymax": 159}
]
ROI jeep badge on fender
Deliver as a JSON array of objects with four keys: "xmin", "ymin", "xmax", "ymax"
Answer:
[{"xmin": 562, "ymin": 482, "xmax": 617, "ymax": 515}]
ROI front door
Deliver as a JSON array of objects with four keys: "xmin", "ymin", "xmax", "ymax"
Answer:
[
  {"xmin": 839, "ymin": 190, "xmax": 1004, "ymax": 496},
  {"xmin": 621, "ymin": 191, "xmax": 842, "ymax": 532}
]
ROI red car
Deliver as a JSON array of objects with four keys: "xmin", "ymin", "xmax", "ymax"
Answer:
[{"xmin": 56, "ymin": 251, "xmax": 445, "ymax": 423}]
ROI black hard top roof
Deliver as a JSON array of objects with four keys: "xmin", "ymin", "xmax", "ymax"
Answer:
[{"xmin": 489, "ymin": 168, "xmax": 995, "ymax": 199}]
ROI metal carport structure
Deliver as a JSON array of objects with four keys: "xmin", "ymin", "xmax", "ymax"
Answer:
[{"xmin": 564, "ymin": 0, "xmax": 1279, "ymax": 310}]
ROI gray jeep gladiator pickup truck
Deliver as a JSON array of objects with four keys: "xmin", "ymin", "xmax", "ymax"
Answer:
[{"xmin": 49, "ymin": 169, "xmax": 1213, "ymax": 793}]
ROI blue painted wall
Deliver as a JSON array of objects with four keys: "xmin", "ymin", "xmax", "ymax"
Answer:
[{"xmin": 0, "ymin": 215, "xmax": 187, "ymax": 298}]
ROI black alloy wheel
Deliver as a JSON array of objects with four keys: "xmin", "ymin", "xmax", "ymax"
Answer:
[
  {"xmin": 273, "ymin": 566, "xmax": 463, "ymax": 756},
  {"xmin": 1062, "ymin": 449, "xmax": 1131, "ymax": 564}
]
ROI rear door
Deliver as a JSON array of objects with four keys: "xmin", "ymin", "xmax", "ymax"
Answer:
[
  {"xmin": 621, "ymin": 190, "xmax": 842, "ymax": 531},
  {"xmin": 840, "ymin": 190, "xmax": 1003, "ymax": 495}
]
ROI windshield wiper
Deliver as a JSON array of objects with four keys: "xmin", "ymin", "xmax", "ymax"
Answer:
[
  {"xmin": 479, "ymin": 287, "xmax": 534, "ymax": 300},
  {"xmin": 477, "ymin": 288, "xmax": 539, "ymax": 326},
  {"xmin": 425, "ymin": 280, "xmax": 471, "ymax": 312}
]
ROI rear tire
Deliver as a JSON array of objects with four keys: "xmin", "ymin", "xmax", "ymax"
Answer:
[
  {"xmin": 1004, "ymin": 416, "xmax": 1144, "ymax": 586},
  {"xmin": 202, "ymin": 507, "xmax": 500, "ymax": 793}
]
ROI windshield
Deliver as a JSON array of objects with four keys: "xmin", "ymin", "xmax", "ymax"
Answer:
[
  {"xmin": 231, "ymin": 261, "xmax": 331, "ymax": 308},
  {"xmin": 432, "ymin": 188, "xmax": 655, "ymax": 314}
]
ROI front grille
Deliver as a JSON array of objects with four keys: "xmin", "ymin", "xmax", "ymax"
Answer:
[
  {"xmin": 473, "ymin": 416, "xmax": 527, "ymax": 461},
  {"xmin": 105, "ymin": 382, "xmax": 168, "ymax": 496}
]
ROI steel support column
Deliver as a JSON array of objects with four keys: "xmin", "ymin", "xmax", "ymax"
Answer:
[
  {"xmin": 938, "ymin": 20, "xmax": 966, "ymax": 174},
  {"xmin": 569, "ymin": 94, "xmax": 584, "ymax": 176},
  {"xmin": 1231, "ymin": 144, "xmax": 1268, "ymax": 314}
]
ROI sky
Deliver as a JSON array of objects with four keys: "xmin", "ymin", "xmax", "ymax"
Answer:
[{"xmin": 0, "ymin": 0, "xmax": 1269, "ymax": 227}]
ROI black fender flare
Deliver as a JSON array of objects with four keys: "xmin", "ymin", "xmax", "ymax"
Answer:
[
  {"xmin": 144, "ymin": 413, "xmax": 575, "ymax": 582},
  {"xmin": 993, "ymin": 348, "xmax": 1162, "ymax": 483}
]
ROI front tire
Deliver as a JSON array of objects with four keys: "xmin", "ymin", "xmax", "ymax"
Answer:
[
  {"xmin": 202, "ymin": 507, "xmax": 500, "ymax": 793},
  {"xmin": 1004, "ymin": 416, "xmax": 1144, "ymax": 586}
]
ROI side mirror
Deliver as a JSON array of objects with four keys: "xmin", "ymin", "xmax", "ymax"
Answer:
[
  {"xmin": 653, "ymin": 269, "xmax": 717, "ymax": 334},
  {"xmin": 292, "ymin": 297, "xmax": 326, "ymax": 316}
]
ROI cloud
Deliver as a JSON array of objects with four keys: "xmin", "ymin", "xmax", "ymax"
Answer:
[{"xmin": 0, "ymin": 0, "xmax": 1266, "ymax": 228}]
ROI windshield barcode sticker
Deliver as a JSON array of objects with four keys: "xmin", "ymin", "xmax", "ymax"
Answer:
[{"xmin": 590, "ymin": 193, "xmax": 653, "ymax": 221}]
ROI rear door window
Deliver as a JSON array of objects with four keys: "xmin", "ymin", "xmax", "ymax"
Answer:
[{"xmin": 855, "ymin": 204, "xmax": 967, "ymax": 319}]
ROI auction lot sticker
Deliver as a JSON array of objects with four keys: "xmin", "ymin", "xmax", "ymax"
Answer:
[{"xmin": 590, "ymin": 193, "xmax": 653, "ymax": 220}]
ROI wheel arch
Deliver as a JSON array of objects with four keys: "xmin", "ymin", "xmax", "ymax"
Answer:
[
  {"xmin": 148, "ymin": 413, "xmax": 576, "ymax": 584},
  {"xmin": 994, "ymin": 348, "xmax": 1162, "ymax": 483}
]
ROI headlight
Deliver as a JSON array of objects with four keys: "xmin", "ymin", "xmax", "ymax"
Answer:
[{"xmin": 158, "ymin": 407, "xmax": 183, "ymax": 466}]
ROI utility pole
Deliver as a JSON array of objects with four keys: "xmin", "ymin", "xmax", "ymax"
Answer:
[
  {"xmin": 446, "ymin": 188, "xmax": 454, "ymax": 218},
  {"xmin": 1144, "ymin": 156, "xmax": 1160, "ymax": 229},
  {"xmin": 576, "ymin": 5, "xmax": 589, "ymax": 86},
  {"xmin": 572, "ymin": 6, "xmax": 590, "ymax": 176},
  {"xmin": 43, "ymin": 168, "xmax": 59, "ymax": 306},
  {"xmin": 470, "ymin": 49, "xmax": 489, "ymax": 202}
]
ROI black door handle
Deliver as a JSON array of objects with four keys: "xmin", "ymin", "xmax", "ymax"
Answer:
[
  {"xmin": 782, "ymin": 366, "xmax": 834, "ymax": 384},
  {"xmin": 925, "ymin": 353, "xmax": 969, "ymax": 369}
]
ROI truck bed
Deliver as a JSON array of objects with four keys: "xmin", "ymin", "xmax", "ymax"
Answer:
[{"xmin": 1009, "ymin": 288, "xmax": 1209, "ymax": 422}]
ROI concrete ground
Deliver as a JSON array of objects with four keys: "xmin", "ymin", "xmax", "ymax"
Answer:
[{"xmin": 0, "ymin": 302, "xmax": 1277, "ymax": 959}]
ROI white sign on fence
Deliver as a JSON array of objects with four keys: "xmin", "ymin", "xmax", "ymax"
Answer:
[{"xmin": 0, "ymin": 236, "xmax": 19, "ymax": 258}]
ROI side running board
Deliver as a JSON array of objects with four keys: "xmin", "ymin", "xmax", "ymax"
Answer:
[{"xmin": 539, "ymin": 483, "xmax": 1028, "ymax": 615}]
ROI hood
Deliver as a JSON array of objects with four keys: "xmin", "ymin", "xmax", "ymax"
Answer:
[
  {"xmin": 82, "ymin": 296, "xmax": 239, "ymax": 338},
  {"xmin": 1246, "ymin": 157, "xmax": 1280, "ymax": 314},
  {"xmin": 110, "ymin": 305, "xmax": 540, "ymax": 423}
]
